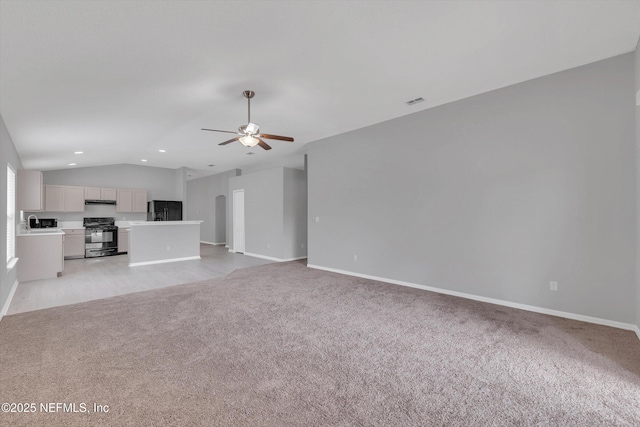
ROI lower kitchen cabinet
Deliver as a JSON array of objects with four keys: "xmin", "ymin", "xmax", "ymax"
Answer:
[
  {"xmin": 17, "ymin": 233, "xmax": 64, "ymax": 282},
  {"xmin": 63, "ymin": 229, "xmax": 85, "ymax": 259},
  {"xmin": 118, "ymin": 228, "xmax": 129, "ymax": 253}
]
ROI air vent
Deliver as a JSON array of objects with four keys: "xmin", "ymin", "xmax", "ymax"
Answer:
[
  {"xmin": 406, "ymin": 97, "xmax": 424, "ymax": 106},
  {"xmin": 207, "ymin": 164, "xmax": 215, "ymax": 167},
  {"xmin": 246, "ymin": 152, "xmax": 255, "ymax": 155}
]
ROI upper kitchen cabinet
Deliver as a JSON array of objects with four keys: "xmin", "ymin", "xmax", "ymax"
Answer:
[
  {"xmin": 85, "ymin": 187, "xmax": 117, "ymax": 200},
  {"xmin": 45, "ymin": 185, "xmax": 85, "ymax": 212},
  {"xmin": 65, "ymin": 186, "xmax": 85, "ymax": 212},
  {"xmin": 117, "ymin": 189, "xmax": 147, "ymax": 213},
  {"xmin": 17, "ymin": 170, "xmax": 44, "ymax": 211},
  {"xmin": 45, "ymin": 185, "xmax": 65, "ymax": 212},
  {"xmin": 133, "ymin": 190, "xmax": 147, "ymax": 213},
  {"xmin": 116, "ymin": 189, "xmax": 133, "ymax": 212}
]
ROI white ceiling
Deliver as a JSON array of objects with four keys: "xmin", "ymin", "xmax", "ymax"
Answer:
[{"xmin": 1, "ymin": 1, "xmax": 639, "ymax": 180}]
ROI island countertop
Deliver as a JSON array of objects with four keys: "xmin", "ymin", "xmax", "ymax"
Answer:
[{"xmin": 128, "ymin": 221, "xmax": 203, "ymax": 226}]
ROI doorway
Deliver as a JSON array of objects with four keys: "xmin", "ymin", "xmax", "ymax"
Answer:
[
  {"xmin": 215, "ymin": 195, "xmax": 226, "ymax": 244},
  {"xmin": 232, "ymin": 189, "xmax": 245, "ymax": 253}
]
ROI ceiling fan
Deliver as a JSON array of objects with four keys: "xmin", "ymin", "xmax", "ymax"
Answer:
[{"xmin": 201, "ymin": 90, "xmax": 294, "ymax": 151}]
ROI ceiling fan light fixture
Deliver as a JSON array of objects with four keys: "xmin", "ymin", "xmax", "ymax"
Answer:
[
  {"xmin": 239, "ymin": 135, "xmax": 259, "ymax": 147},
  {"xmin": 245, "ymin": 122, "xmax": 259, "ymax": 135}
]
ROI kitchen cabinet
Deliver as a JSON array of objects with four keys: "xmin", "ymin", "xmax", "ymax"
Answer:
[
  {"xmin": 45, "ymin": 185, "xmax": 85, "ymax": 212},
  {"xmin": 118, "ymin": 228, "xmax": 129, "ymax": 253},
  {"xmin": 17, "ymin": 170, "xmax": 44, "ymax": 211},
  {"xmin": 116, "ymin": 189, "xmax": 133, "ymax": 212},
  {"xmin": 65, "ymin": 186, "xmax": 85, "ymax": 212},
  {"xmin": 17, "ymin": 232, "xmax": 64, "ymax": 282},
  {"xmin": 63, "ymin": 229, "xmax": 85, "ymax": 259},
  {"xmin": 45, "ymin": 185, "xmax": 65, "ymax": 212},
  {"xmin": 117, "ymin": 189, "xmax": 147, "ymax": 213},
  {"xmin": 85, "ymin": 187, "xmax": 117, "ymax": 200},
  {"xmin": 133, "ymin": 190, "xmax": 147, "ymax": 213}
]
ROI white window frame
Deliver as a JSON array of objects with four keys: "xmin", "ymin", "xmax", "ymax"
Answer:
[{"xmin": 7, "ymin": 164, "xmax": 16, "ymax": 269}]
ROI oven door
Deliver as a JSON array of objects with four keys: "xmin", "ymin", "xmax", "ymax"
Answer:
[{"xmin": 87, "ymin": 229, "xmax": 115, "ymax": 244}]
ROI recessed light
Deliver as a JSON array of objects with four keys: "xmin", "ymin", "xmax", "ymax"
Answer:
[
  {"xmin": 158, "ymin": 149, "xmax": 166, "ymax": 153},
  {"xmin": 68, "ymin": 163, "xmax": 77, "ymax": 166},
  {"xmin": 141, "ymin": 159, "xmax": 148, "ymax": 162},
  {"xmin": 74, "ymin": 151, "xmax": 83, "ymax": 154}
]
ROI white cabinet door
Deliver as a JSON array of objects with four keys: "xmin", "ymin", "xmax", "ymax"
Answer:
[
  {"xmin": 17, "ymin": 170, "xmax": 43, "ymax": 211},
  {"xmin": 116, "ymin": 189, "xmax": 133, "ymax": 212},
  {"xmin": 64, "ymin": 186, "xmax": 85, "ymax": 212},
  {"xmin": 45, "ymin": 185, "xmax": 65, "ymax": 212},
  {"xmin": 102, "ymin": 188, "xmax": 117, "ymax": 200},
  {"xmin": 118, "ymin": 229, "xmax": 129, "ymax": 253},
  {"xmin": 133, "ymin": 190, "xmax": 147, "ymax": 213},
  {"xmin": 84, "ymin": 187, "xmax": 101, "ymax": 200}
]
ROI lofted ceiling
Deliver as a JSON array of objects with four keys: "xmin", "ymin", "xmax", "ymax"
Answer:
[{"xmin": 1, "ymin": 1, "xmax": 639, "ymax": 180}]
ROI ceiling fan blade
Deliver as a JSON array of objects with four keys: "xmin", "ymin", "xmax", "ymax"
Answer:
[
  {"xmin": 219, "ymin": 136, "xmax": 241, "ymax": 146},
  {"xmin": 259, "ymin": 133, "xmax": 294, "ymax": 142},
  {"xmin": 201, "ymin": 128, "xmax": 238, "ymax": 134},
  {"xmin": 256, "ymin": 137, "xmax": 272, "ymax": 151}
]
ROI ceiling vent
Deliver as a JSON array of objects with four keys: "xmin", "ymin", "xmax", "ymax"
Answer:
[{"xmin": 406, "ymin": 97, "xmax": 424, "ymax": 106}]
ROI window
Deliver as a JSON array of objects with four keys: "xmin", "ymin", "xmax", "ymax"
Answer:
[{"xmin": 7, "ymin": 165, "xmax": 16, "ymax": 266}]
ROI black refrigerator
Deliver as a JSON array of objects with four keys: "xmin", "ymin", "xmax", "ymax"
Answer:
[{"xmin": 147, "ymin": 200, "xmax": 183, "ymax": 221}]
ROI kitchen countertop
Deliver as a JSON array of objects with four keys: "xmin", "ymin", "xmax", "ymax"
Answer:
[
  {"xmin": 17, "ymin": 228, "xmax": 65, "ymax": 236},
  {"xmin": 128, "ymin": 221, "xmax": 202, "ymax": 226}
]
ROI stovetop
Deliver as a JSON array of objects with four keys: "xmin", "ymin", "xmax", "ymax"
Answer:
[{"xmin": 83, "ymin": 217, "xmax": 116, "ymax": 228}]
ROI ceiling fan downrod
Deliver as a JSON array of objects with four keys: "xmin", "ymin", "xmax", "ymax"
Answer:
[{"xmin": 243, "ymin": 90, "xmax": 255, "ymax": 124}]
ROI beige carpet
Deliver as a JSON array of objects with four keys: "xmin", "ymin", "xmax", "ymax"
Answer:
[{"xmin": 1, "ymin": 261, "xmax": 639, "ymax": 426}]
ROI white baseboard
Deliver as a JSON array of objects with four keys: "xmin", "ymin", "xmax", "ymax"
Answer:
[
  {"xmin": 307, "ymin": 264, "xmax": 638, "ymax": 337},
  {"xmin": 244, "ymin": 252, "xmax": 306, "ymax": 263},
  {"xmin": 0, "ymin": 279, "xmax": 19, "ymax": 321},
  {"xmin": 200, "ymin": 241, "xmax": 215, "ymax": 245},
  {"xmin": 129, "ymin": 256, "xmax": 201, "ymax": 267}
]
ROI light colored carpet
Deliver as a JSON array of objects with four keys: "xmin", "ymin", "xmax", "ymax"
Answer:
[{"xmin": 1, "ymin": 261, "xmax": 639, "ymax": 426}]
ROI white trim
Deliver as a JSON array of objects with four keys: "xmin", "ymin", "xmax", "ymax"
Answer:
[
  {"xmin": 6, "ymin": 257, "xmax": 18, "ymax": 271},
  {"xmin": 201, "ymin": 241, "xmax": 227, "ymax": 246},
  {"xmin": 129, "ymin": 256, "xmax": 201, "ymax": 267},
  {"xmin": 244, "ymin": 252, "xmax": 306, "ymax": 262},
  {"xmin": 634, "ymin": 325, "xmax": 640, "ymax": 341},
  {"xmin": 0, "ymin": 279, "xmax": 19, "ymax": 321},
  {"xmin": 307, "ymin": 264, "xmax": 638, "ymax": 335}
]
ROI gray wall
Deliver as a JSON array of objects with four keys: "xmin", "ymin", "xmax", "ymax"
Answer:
[
  {"xmin": 228, "ymin": 167, "xmax": 307, "ymax": 260},
  {"xmin": 635, "ymin": 40, "xmax": 640, "ymax": 331},
  {"xmin": 186, "ymin": 169, "xmax": 239, "ymax": 243},
  {"xmin": 308, "ymin": 53, "xmax": 636, "ymax": 324},
  {"xmin": 37, "ymin": 164, "xmax": 186, "ymax": 222},
  {"xmin": 229, "ymin": 168, "xmax": 284, "ymax": 258},
  {"xmin": 0, "ymin": 114, "xmax": 23, "ymax": 313},
  {"xmin": 283, "ymin": 168, "xmax": 308, "ymax": 260}
]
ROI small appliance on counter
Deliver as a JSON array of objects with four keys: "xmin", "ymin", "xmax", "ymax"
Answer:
[
  {"xmin": 29, "ymin": 217, "xmax": 58, "ymax": 229},
  {"xmin": 147, "ymin": 200, "xmax": 183, "ymax": 221},
  {"xmin": 84, "ymin": 217, "xmax": 118, "ymax": 258}
]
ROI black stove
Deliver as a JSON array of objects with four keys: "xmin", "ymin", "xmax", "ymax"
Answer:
[{"xmin": 83, "ymin": 217, "xmax": 118, "ymax": 258}]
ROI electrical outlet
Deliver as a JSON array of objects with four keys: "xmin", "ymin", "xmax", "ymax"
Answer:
[
  {"xmin": 301, "ymin": 243, "xmax": 304, "ymax": 248},
  {"xmin": 354, "ymin": 255, "xmax": 358, "ymax": 262},
  {"xmin": 267, "ymin": 243, "xmax": 270, "ymax": 248},
  {"xmin": 550, "ymin": 281, "xmax": 558, "ymax": 291},
  {"xmin": 166, "ymin": 245, "xmax": 170, "ymax": 251},
  {"xmin": 314, "ymin": 216, "xmax": 320, "ymax": 223}
]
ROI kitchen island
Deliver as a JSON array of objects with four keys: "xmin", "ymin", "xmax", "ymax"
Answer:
[
  {"xmin": 17, "ymin": 228, "xmax": 65, "ymax": 281},
  {"xmin": 127, "ymin": 221, "xmax": 203, "ymax": 267}
]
